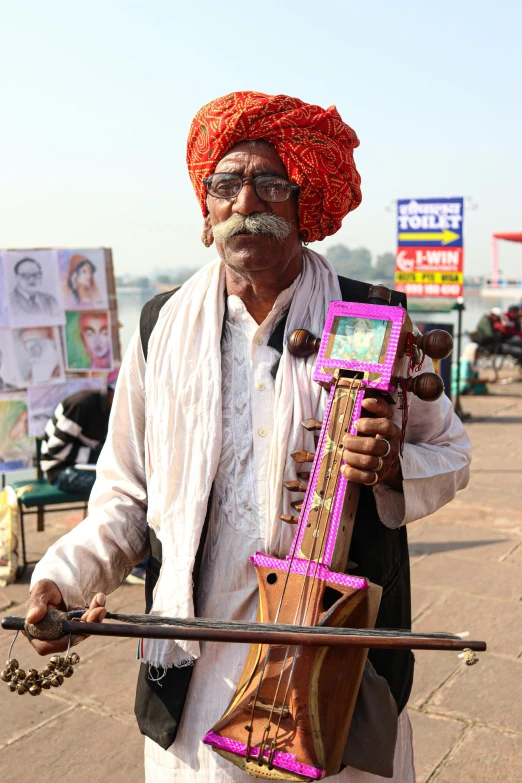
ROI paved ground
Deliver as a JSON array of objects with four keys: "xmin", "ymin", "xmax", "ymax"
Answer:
[{"xmin": 1, "ymin": 380, "xmax": 521, "ymax": 782}]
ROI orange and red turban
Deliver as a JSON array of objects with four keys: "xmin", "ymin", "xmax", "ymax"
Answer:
[{"xmin": 187, "ymin": 91, "xmax": 362, "ymax": 243}]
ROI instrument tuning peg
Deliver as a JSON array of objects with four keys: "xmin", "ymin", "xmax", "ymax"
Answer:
[
  {"xmin": 284, "ymin": 479, "xmax": 308, "ymax": 493},
  {"xmin": 301, "ymin": 418, "xmax": 323, "ymax": 431},
  {"xmin": 291, "ymin": 450, "xmax": 315, "ymax": 463},
  {"xmin": 367, "ymin": 284, "xmax": 392, "ymax": 305},
  {"xmin": 279, "ymin": 514, "xmax": 299, "ymax": 524},
  {"xmin": 411, "ymin": 329, "xmax": 453, "ymax": 360},
  {"xmin": 291, "ymin": 500, "xmax": 304, "ymax": 511},
  {"xmin": 288, "ymin": 329, "xmax": 320, "ymax": 358},
  {"xmin": 406, "ymin": 372, "xmax": 444, "ymax": 401}
]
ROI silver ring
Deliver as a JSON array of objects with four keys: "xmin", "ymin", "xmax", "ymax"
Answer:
[
  {"xmin": 379, "ymin": 438, "xmax": 391, "ymax": 458},
  {"xmin": 374, "ymin": 456, "xmax": 384, "ymax": 472},
  {"xmin": 365, "ymin": 471, "xmax": 379, "ymax": 486}
]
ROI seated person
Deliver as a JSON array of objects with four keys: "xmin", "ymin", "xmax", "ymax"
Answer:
[
  {"xmin": 475, "ymin": 307, "xmax": 522, "ymax": 365},
  {"xmin": 451, "ymin": 343, "xmax": 488, "ymax": 396},
  {"xmin": 502, "ymin": 305, "xmax": 522, "ymax": 343},
  {"xmin": 40, "ymin": 374, "xmax": 118, "ymax": 494}
]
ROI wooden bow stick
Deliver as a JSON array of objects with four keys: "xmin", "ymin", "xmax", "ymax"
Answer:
[{"xmin": 2, "ymin": 610, "xmax": 486, "ymax": 654}]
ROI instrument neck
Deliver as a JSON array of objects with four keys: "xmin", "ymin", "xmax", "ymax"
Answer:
[{"xmin": 289, "ymin": 374, "xmax": 364, "ymax": 569}]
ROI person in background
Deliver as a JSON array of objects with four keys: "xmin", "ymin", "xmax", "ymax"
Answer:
[
  {"xmin": 451, "ymin": 342, "xmax": 488, "ymax": 396},
  {"xmin": 501, "ymin": 305, "xmax": 522, "ymax": 343},
  {"xmin": 40, "ymin": 370, "xmax": 119, "ymax": 494},
  {"xmin": 474, "ymin": 306, "xmax": 522, "ymax": 365}
]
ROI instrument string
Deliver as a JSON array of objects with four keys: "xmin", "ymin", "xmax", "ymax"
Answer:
[
  {"xmin": 259, "ymin": 376, "xmax": 356, "ymax": 763},
  {"xmin": 245, "ymin": 375, "xmax": 336, "ymax": 762},
  {"xmin": 268, "ymin": 378, "xmax": 359, "ymax": 759}
]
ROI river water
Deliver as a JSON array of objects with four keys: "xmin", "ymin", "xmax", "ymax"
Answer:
[{"xmin": 117, "ymin": 286, "xmax": 518, "ymax": 357}]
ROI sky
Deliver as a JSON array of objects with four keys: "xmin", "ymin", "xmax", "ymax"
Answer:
[{"xmin": 1, "ymin": 0, "xmax": 521, "ymax": 279}]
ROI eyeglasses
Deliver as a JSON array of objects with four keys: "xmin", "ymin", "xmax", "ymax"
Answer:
[
  {"xmin": 18, "ymin": 272, "xmax": 42, "ymax": 281},
  {"xmin": 203, "ymin": 173, "xmax": 299, "ymax": 203}
]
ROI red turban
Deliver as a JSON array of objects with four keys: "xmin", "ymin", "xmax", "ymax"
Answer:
[{"xmin": 187, "ymin": 91, "xmax": 362, "ymax": 243}]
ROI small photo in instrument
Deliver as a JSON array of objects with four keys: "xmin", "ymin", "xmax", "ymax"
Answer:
[{"xmin": 327, "ymin": 317, "xmax": 390, "ymax": 365}]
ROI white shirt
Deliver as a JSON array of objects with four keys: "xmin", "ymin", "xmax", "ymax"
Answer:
[{"xmin": 32, "ymin": 284, "xmax": 470, "ymax": 782}]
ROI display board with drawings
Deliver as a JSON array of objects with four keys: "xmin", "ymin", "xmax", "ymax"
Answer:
[{"xmin": 0, "ymin": 248, "xmax": 120, "ymax": 472}]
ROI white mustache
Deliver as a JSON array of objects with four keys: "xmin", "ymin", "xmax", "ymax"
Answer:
[{"xmin": 211, "ymin": 213, "xmax": 293, "ymax": 243}]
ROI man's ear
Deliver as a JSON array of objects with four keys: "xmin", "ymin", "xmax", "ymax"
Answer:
[{"xmin": 201, "ymin": 214, "xmax": 214, "ymax": 248}]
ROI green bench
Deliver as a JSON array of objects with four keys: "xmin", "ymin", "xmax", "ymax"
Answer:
[{"xmin": 11, "ymin": 478, "xmax": 89, "ymax": 571}]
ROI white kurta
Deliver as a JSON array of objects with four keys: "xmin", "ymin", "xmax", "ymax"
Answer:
[
  {"xmin": 32, "ymin": 282, "xmax": 471, "ymax": 783},
  {"xmin": 143, "ymin": 290, "xmax": 416, "ymax": 781}
]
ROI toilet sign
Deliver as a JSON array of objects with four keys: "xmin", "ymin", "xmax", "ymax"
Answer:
[{"xmin": 395, "ymin": 197, "xmax": 464, "ymax": 297}]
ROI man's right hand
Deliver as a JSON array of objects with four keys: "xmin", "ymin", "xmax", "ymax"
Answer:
[{"xmin": 26, "ymin": 579, "xmax": 107, "ymax": 656}]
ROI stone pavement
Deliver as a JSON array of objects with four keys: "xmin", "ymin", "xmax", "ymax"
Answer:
[{"xmin": 0, "ymin": 381, "xmax": 521, "ymax": 782}]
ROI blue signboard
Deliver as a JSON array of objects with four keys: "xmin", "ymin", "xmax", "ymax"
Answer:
[{"xmin": 397, "ymin": 197, "xmax": 464, "ymax": 247}]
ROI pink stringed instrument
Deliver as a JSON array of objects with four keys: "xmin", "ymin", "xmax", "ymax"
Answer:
[{"xmin": 201, "ymin": 285, "xmax": 453, "ymax": 780}]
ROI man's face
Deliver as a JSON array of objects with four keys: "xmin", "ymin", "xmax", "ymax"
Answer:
[
  {"xmin": 15, "ymin": 260, "xmax": 42, "ymax": 293},
  {"xmin": 80, "ymin": 316, "xmax": 110, "ymax": 360},
  {"xmin": 206, "ymin": 142, "xmax": 301, "ymax": 277}
]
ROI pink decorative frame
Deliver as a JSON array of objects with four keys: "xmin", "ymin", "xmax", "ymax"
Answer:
[
  {"xmin": 312, "ymin": 301, "xmax": 406, "ymax": 390},
  {"xmin": 203, "ymin": 731, "xmax": 326, "ymax": 779}
]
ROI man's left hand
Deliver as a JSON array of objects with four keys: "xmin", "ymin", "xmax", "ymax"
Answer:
[{"xmin": 341, "ymin": 396, "xmax": 403, "ymax": 489}]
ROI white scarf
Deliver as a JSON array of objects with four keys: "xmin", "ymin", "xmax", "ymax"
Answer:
[{"xmin": 143, "ymin": 248, "xmax": 341, "ymax": 668}]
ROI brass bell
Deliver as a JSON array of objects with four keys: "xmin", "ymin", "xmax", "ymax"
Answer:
[
  {"xmin": 29, "ymin": 685, "xmax": 42, "ymax": 696},
  {"xmin": 43, "ymin": 665, "xmax": 55, "ymax": 677},
  {"xmin": 51, "ymin": 674, "xmax": 64, "ymax": 687},
  {"xmin": 14, "ymin": 669, "xmax": 26, "ymax": 681},
  {"xmin": 50, "ymin": 655, "xmax": 64, "ymax": 667},
  {"xmin": 69, "ymin": 652, "xmax": 80, "ymax": 665},
  {"xmin": 16, "ymin": 683, "xmax": 28, "ymax": 695},
  {"xmin": 62, "ymin": 666, "xmax": 74, "ymax": 679},
  {"xmin": 8, "ymin": 681, "xmax": 17, "ymax": 692},
  {"xmin": 24, "ymin": 679, "xmax": 35, "ymax": 689},
  {"xmin": 41, "ymin": 679, "xmax": 52, "ymax": 690},
  {"xmin": 27, "ymin": 668, "xmax": 39, "ymax": 679},
  {"xmin": 1, "ymin": 669, "xmax": 11, "ymax": 682},
  {"xmin": 7, "ymin": 658, "xmax": 18, "ymax": 670}
]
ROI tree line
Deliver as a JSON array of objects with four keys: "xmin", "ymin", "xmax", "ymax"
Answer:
[{"xmin": 324, "ymin": 245, "xmax": 395, "ymax": 282}]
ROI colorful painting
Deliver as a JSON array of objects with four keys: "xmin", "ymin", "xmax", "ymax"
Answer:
[
  {"xmin": 65, "ymin": 310, "xmax": 113, "ymax": 371},
  {"xmin": 0, "ymin": 394, "xmax": 34, "ymax": 473},
  {"xmin": 329, "ymin": 317, "xmax": 389, "ymax": 365},
  {"xmin": 2, "ymin": 250, "xmax": 65, "ymax": 329},
  {"xmin": 58, "ymin": 249, "xmax": 109, "ymax": 310},
  {"xmin": 27, "ymin": 378, "xmax": 104, "ymax": 437}
]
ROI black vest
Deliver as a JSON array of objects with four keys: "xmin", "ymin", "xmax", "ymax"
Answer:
[{"xmin": 134, "ymin": 276, "xmax": 414, "ymax": 751}]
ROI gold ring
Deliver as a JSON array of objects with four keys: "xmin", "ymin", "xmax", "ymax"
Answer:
[
  {"xmin": 374, "ymin": 456, "xmax": 384, "ymax": 472},
  {"xmin": 379, "ymin": 438, "xmax": 391, "ymax": 458},
  {"xmin": 365, "ymin": 471, "xmax": 379, "ymax": 486}
]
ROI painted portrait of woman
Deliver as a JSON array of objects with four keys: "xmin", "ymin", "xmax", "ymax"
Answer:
[{"xmin": 58, "ymin": 249, "xmax": 109, "ymax": 310}]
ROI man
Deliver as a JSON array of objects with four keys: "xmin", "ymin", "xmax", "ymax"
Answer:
[
  {"xmin": 78, "ymin": 311, "xmax": 112, "ymax": 369},
  {"xmin": 40, "ymin": 377, "xmax": 117, "ymax": 494},
  {"xmin": 10, "ymin": 257, "xmax": 60, "ymax": 316},
  {"xmin": 27, "ymin": 92, "xmax": 471, "ymax": 782},
  {"xmin": 475, "ymin": 306, "xmax": 522, "ymax": 364}
]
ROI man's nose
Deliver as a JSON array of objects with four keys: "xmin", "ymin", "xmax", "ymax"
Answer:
[{"xmin": 232, "ymin": 181, "xmax": 269, "ymax": 215}]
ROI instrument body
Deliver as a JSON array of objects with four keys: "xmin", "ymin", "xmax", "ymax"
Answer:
[{"xmin": 203, "ymin": 294, "xmax": 438, "ymax": 780}]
